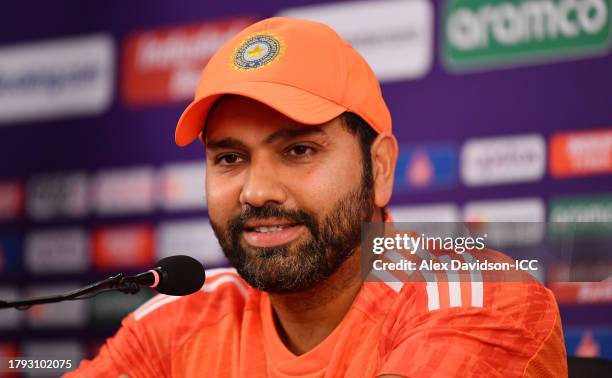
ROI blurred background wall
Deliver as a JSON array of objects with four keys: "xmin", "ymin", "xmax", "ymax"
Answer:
[{"xmin": 0, "ymin": 0, "xmax": 611, "ymax": 370}]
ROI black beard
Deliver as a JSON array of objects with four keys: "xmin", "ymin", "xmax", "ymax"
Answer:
[{"xmin": 210, "ymin": 174, "xmax": 374, "ymax": 293}]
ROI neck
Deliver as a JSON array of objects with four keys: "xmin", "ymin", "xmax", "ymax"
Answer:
[
  {"xmin": 268, "ymin": 250, "xmax": 364, "ymax": 355},
  {"xmin": 267, "ymin": 207, "xmax": 384, "ymax": 355}
]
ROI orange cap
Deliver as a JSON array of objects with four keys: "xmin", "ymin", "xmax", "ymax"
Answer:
[{"xmin": 175, "ymin": 17, "xmax": 392, "ymax": 146}]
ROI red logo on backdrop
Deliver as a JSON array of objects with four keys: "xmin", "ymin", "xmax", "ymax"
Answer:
[
  {"xmin": 121, "ymin": 17, "xmax": 255, "ymax": 107},
  {"xmin": 549, "ymin": 282, "xmax": 612, "ymax": 304},
  {"xmin": 0, "ymin": 343, "xmax": 20, "ymax": 378},
  {"xmin": 550, "ymin": 128, "xmax": 612, "ymax": 178},
  {"xmin": 576, "ymin": 330, "xmax": 601, "ymax": 358},
  {"xmin": 0, "ymin": 180, "xmax": 24, "ymax": 221},
  {"xmin": 92, "ymin": 225, "xmax": 154, "ymax": 269},
  {"xmin": 406, "ymin": 149, "xmax": 434, "ymax": 187},
  {"xmin": 0, "ymin": 343, "xmax": 19, "ymax": 357}
]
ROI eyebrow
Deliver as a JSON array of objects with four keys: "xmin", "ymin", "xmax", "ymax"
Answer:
[
  {"xmin": 206, "ymin": 137, "xmax": 248, "ymax": 151},
  {"xmin": 264, "ymin": 126, "xmax": 326, "ymax": 144},
  {"xmin": 206, "ymin": 126, "xmax": 327, "ymax": 150}
]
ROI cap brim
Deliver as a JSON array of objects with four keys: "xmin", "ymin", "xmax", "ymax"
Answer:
[{"xmin": 175, "ymin": 81, "xmax": 347, "ymax": 146}]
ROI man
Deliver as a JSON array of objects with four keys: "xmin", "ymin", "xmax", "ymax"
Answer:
[{"xmin": 68, "ymin": 17, "xmax": 567, "ymax": 377}]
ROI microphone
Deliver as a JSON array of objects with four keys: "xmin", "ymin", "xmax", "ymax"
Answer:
[
  {"xmin": 0, "ymin": 255, "xmax": 207, "ymax": 310},
  {"xmin": 123, "ymin": 255, "xmax": 206, "ymax": 296}
]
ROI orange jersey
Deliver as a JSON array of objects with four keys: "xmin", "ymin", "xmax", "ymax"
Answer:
[{"xmin": 66, "ymin": 266, "xmax": 567, "ymax": 378}]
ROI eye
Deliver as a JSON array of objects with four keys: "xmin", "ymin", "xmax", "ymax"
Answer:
[
  {"xmin": 286, "ymin": 145, "xmax": 315, "ymax": 156},
  {"xmin": 215, "ymin": 153, "xmax": 244, "ymax": 165}
]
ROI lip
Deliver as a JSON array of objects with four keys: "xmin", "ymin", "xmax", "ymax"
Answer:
[
  {"xmin": 243, "ymin": 218, "xmax": 298, "ymax": 229},
  {"xmin": 242, "ymin": 224, "xmax": 305, "ymax": 248}
]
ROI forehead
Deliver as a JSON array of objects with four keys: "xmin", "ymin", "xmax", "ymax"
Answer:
[{"xmin": 204, "ymin": 95, "xmax": 345, "ymax": 142}]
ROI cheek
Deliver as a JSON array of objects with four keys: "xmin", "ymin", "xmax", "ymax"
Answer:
[
  {"xmin": 205, "ymin": 173, "xmax": 242, "ymax": 222},
  {"xmin": 286, "ymin": 155, "xmax": 363, "ymax": 212}
]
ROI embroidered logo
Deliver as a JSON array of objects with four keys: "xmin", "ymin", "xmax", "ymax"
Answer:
[{"xmin": 232, "ymin": 33, "xmax": 285, "ymax": 71}]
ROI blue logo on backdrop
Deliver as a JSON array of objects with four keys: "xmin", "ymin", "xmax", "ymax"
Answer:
[
  {"xmin": 395, "ymin": 144, "xmax": 458, "ymax": 191},
  {"xmin": 0, "ymin": 234, "xmax": 22, "ymax": 275}
]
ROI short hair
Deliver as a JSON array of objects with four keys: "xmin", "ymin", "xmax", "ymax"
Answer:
[{"xmin": 340, "ymin": 112, "xmax": 377, "ymax": 180}]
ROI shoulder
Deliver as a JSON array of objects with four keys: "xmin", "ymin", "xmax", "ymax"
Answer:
[
  {"xmin": 370, "ymin": 245, "xmax": 566, "ymax": 375},
  {"xmin": 370, "ymin": 246, "xmax": 563, "ymax": 341},
  {"xmin": 388, "ymin": 264, "xmax": 560, "ymax": 326},
  {"xmin": 384, "ymin": 257, "xmax": 564, "ymax": 363},
  {"xmin": 132, "ymin": 267, "xmax": 250, "ymax": 325},
  {"xmin": 67, "ymin": 268, "xmax": 252, "ymax": 377},
  {"xmin": 372, "ymin": 247, "xmax": 559, "ymax": 319}
]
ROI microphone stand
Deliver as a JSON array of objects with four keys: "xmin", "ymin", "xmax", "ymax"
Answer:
[{"xmin": 0, "ymin": 273, "xmax": 141, "ymax": 311}]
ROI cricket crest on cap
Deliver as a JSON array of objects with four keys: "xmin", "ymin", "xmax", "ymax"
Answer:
[{"xmin": 231, "ymin": 32, "xmax": 285, "ymax": 71}]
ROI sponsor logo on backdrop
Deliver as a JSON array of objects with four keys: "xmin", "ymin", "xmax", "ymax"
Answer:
[
  {"xmin": 26, "ymin": 285, "xmax": 87, "ymax": 328},
  {"xmin": 463, "ymin": 198, "xmax": 545, "ymax": 246},
  {"xmin": 573, "ymin": 283, "xmax": 612, "ymax": 303},
  {"xmin": 0, "ymin": 343, "xmax": 20, "ymax": 373},
  {"xmin": 548, "ymin": 261, "xmax": 612, "ymax": 282},
  {"xmin": 0, "ymin": 343, "xmax": 19, "ymax": 357},
  {"xmin": 0, "ymin": 234, "xmax": 22, "ymax": 275},
  {"xmin": 91, "ymin": 290, "xmax": 152, "ymax": 325},
  {"xmin": 93, "ymin": 167, "xmax": 154, "ymax": 215},
  {"xmin": 389, "ymin": 203, "xmax": 460, "ymax": 237},
  {"xmin": 574, "ymin": 330, "xmax": 602, "ymax": 358},
  {"xmin": 390, "ymin": 203, "xmax": 460, "ymax": 222},
  {"xmin": 0, "ymin": 287, "xmax": 21, "ymax": 329},
  {"xmin": 25, "ymin": 228, "xmax": 89, "ymax": 274},
  {"xmin": 22, "ymin": 341, "xmax": 84, "ymax": 364},
  {"xmin": 549, "ymin": 282, "xmax": 612, "ymax": 304},
  {"xmin": 565, "ymin": 327, "xmax": 612, "ymax": 360},
  {"xmin": 0, "ymin": 34, "xmax": 114, "ymax": 124},
  {"xmin": 550, "ymin": 128, "xmax": 612, "ymax": 177},
  {"xmin": 159, "ymin": 161, "xmax": 206, "ymax": 211},
  {"xmin": 0, "ymin": 179, "xmax": 23, "ymax": 221},
  {"xmin": 0, "ymin": 343, "xmax": 19, "ymax": 378},
  {"xmin": 122, "ymin": 17, "xmax": 254, "ymax": 106},
  {"xmin": 550, "ymin": 194, "xmax": 612, "ymax": 222},
  {"xmin": 395, "ymin": 144, "xmax": 458, "ymax": 191},
  {"xmin": 461, "ymin": 134, "xmax": 546, "ymax": 186},
  {"xmin": 443, "ymin": 0, "xmax": 612, "ymax": 71},
  {"xmin": 549, "ymin": 194, "xmax": 612, "ymax": 236},
  {"xmin": 464, "ymin": 197, "xmax": 545, "ymax": 221},
  {"xmin": 156, "ymin": 219, "xmax": 226, "ymax": 266},
  {"xmin": 92, "ymin": 225, "xmax": 154, "ymax": 269},
  {"xmin": 27, "ymin": 172, "xmax": 88, "ymax": 220},
  {"xmin": 279, "ymin": 0, "xmax": 434, "ymax": 81}
]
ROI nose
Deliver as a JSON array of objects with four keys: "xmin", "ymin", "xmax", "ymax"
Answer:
[{"xmin": 239, "ymin": 156, "xmax": 287, "ymax": 208}]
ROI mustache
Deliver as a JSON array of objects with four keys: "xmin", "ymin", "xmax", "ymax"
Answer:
[{"xmin": 227, "ymin": 204, "xmax": 319, "ymax": 237}]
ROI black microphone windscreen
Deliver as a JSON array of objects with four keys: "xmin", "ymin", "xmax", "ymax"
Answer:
[{"xmin": 155, "ymin": 255, "xmax": 206, "ymax": 296}]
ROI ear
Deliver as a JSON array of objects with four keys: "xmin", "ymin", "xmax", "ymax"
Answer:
[{"xmin": 370, "ymin": 132, "xmax": 398, "ymax": 208}]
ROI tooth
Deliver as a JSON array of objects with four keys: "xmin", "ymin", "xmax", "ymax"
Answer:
[{"xmin": 254, "ymin": 226, "xmax": 286, "ymax": 233}]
